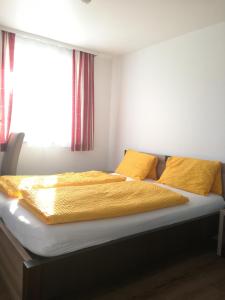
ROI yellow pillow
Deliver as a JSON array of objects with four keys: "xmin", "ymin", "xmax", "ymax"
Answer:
[
  {"xmin": 158, "ymin": 156, "xmax": 221, "ymax": 195},
  {"xmin": 148, "ymin": 156, "xmax": 158, "ymax": 180},
  {"xmin": 211, "ymin": 163, "xmax": 222, "ymax": 195},
  {"xmin": 115, "ymin": 150, "xmax": 157, "ymax": 180}
]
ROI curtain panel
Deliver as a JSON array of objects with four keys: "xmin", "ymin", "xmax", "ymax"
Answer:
[
  {"xmin": 0, "ymin": 31, "xmax": 15, "ymax": 151},
  {"xmin": 71, "ymin": 50, "xmax": 94, "ymax": 151}
]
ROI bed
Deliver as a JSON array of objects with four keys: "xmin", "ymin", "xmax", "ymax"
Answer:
[{"xmin": 0, "ymin": 155, "xmax": 224, "ymax": 300}]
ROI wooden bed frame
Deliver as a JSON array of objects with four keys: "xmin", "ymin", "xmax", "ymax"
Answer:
[{"xmin": 0, "ymin": 157, "xmax": 224, "ymax": 300}]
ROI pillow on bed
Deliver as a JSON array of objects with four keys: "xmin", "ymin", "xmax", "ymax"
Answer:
[
  {"xmin": 158, "ymin": 156, "xmax": 221, "ymax": 196},
  {"xmin": 115, "ymin": 150, "xmax": 157, "ymax": 180},
  {"xmin": 211, "ymin": 163, "xmax": 223, "ymax": 195},
  {"xmin": 147, "ymin": 156, "xmax": 158, "ymax": 180}
]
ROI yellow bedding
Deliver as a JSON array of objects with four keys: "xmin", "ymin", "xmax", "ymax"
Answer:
[
  {"xmin": 0, "ymin": 171, "xmax": 126, "ymax": 198},
  {"xmin": 19, "ymin": 181, "xmax": 188, "ymax": 225}
]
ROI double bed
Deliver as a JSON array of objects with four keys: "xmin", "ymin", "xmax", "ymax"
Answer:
[{"xmin": 0, "ymin": 155, "xmax": 224, "ymax": 300}]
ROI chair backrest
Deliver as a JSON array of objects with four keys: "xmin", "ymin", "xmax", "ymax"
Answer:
[{"xmin": 1, "ymin": 132, "xmax": 25, "ymax": 175}]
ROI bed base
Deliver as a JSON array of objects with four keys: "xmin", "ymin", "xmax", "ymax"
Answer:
[{"xmin": 0, "ymin": 213, "xmax": 219, "ymax": 300}]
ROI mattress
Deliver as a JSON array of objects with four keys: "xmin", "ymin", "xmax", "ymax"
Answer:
[
  {"xmin": 0, "ymin": 180, "xmax": 224, "ymax": 257},
  {"xmin": 0, "ymin": 196, "xmax": 8, "ymax": 217}
]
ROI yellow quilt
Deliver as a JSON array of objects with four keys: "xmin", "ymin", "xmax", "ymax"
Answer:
[
  {"xmin": 0, "ymin": 171, "xmax": 126, "ymax": 198},
  {"xmin": 19, "ymin": 181, "xmax": 188, "ymax": 225}
]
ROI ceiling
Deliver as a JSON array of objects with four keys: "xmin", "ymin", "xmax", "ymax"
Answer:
[{"xmin": 0, "ymin": 0, "xmax": 225, "ymax": 55}]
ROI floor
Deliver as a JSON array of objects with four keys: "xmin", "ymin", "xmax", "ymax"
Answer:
[
  {"xmin": 1, "ymin": 250, "xmax": 225, "ymax": 300},
  {"xmin": 0, "ymin": 280, "xmax": 11, "ymax": 300},
  {"xmin": 89, "ymin": 250, "xmax": 225, "ymax": 300}
]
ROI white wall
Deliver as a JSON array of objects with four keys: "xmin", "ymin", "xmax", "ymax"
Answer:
[
  {"xmin": 108, "ymin": 22, "xmax": 225, "ymax": 170},
  {"xmin": 2, "ymin": 23, "xmax": 225, "ymax": 174},
  {"xmin": 107, "ymin": 56, "xmax": 122, "ymax": 170},
  {"xmin": 16, "ymin": 56, "xmax": 112, "ymax": 175}
]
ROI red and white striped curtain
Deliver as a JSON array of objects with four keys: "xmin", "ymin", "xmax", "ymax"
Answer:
[
  {"xmin": 71, "ymin": 50, "xmax": 94, "ymax": 151},
  {"xmin": 0, "ymin": 31, "xmax": 15, "ymax": 150}
]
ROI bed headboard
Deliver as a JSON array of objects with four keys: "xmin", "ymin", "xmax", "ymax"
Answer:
[{"xmin": 153, "ymin": 154, "xmax": 166, "ymax": 178}]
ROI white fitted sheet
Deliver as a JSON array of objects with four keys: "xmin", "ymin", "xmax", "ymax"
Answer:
[{"xmin": 0, "ymin": 180, "xmax": 224, "ymax": 257}]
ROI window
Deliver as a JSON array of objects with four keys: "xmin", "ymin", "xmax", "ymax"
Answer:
[{"xmin": 11, "ymin": 36, "xmax": 72, "ymax": 147}]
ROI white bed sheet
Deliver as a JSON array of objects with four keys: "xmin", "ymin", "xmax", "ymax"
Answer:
[{"xmin": 0, "ymin": 180, "xmax": 224, "ymax": 257}]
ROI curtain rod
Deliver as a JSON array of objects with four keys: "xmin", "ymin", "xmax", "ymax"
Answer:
[{"xmin": 0, "ymin": 24, "xmax": 99, "ymax": 56}]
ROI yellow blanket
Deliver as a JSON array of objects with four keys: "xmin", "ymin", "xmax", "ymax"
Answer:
[
  {"xmin": 19, "ymin": 181, "xmax": 188, "ymax": 225},
  {"xmin": 0, "ymin": 171, "xmax": 126, "ymax": 198}
]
